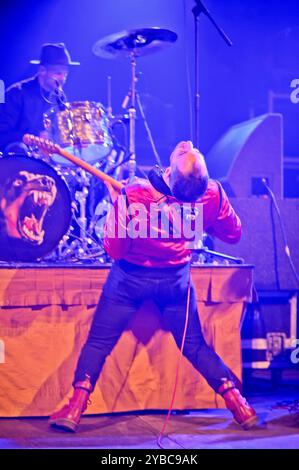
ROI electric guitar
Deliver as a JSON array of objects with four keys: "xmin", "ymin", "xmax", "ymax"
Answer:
[{"xmin": 23, "ymin": 133, "xmax": 124, "ymax": 191}]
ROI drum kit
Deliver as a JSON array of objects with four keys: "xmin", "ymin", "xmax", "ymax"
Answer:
[{"xmin": 0, "ymin": 28, "xmax": 178, "ymax": 263}]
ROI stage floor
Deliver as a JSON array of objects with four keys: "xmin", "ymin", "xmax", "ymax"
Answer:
[{"xmin": 0, "ymin": 386, "xmax": 298, "ymax": 450}]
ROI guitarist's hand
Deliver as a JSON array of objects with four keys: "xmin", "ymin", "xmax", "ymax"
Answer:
[{"xmin": 39, "ymin": 131, "xmax": 52, "ymax": 161}]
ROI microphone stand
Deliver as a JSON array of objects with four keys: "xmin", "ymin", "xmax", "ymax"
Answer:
[
  {"xmin": 194, "ymin": 248, "xmax": 244, "ymax": 265},
  {"xmin": 192, "ymin": 0, "xmax": 233, "ymax": 148}
]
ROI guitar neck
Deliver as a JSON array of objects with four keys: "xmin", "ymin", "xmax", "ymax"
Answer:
[
  {"xmin": 23, "ymin": 134, "xmax": 124, "ymax": 191},
  {"xmin": 57, "ymin": 147, "xmax": 123, "ymax": 190}
]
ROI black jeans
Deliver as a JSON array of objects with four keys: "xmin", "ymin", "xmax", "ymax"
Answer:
[{"xmin": 74, "ymin": 260, "xmax": 233, "ymax": 392}]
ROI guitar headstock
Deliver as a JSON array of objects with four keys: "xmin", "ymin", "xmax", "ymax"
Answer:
[{"xmin": 23, "ymin": 134, "xmax": 60, "ymax": 155}]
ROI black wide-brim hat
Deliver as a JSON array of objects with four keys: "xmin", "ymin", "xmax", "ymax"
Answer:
[{"xmin": 30, "ymin": 42, "xmax": 80, "ymax": 66}]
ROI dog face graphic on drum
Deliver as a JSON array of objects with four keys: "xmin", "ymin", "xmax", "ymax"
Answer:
[
  {"xmin": 0, "ymin": 170, "xmax": 57, "ymax": 245},
  {"xmin": 0, "ymin": 155, "xmax": 72, "ymax": 262}
]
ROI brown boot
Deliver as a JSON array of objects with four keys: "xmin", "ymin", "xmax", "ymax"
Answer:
[
  {"xmin": 49, "ymin": 376, "xmax": 93, "ymax": 432},
  {"xmin": 219, "ymin": 380, "xmax": 258, "ymax": 430}
]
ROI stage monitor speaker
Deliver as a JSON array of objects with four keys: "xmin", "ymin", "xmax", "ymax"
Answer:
[
  {"xmin": 213, "ymin": 198, "xmax": 299, "ymax": 290},
  {"xmin": 206, "ymin": 114, "xmax": 283, "ymax": 198}
]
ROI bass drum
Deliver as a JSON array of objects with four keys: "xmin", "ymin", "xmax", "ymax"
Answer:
[{"xmin": 0, "ymin": 155, "xmax": 72, "ymax": 262}]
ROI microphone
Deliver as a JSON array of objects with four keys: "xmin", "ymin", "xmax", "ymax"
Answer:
[{"xmin": 54, "ymin": 79, "xmax": 64, "ymax": 91}]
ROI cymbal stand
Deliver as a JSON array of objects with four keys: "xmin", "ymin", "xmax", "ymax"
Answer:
[{"xmin": 67, "ymin": 129, "xmax": 91, "ymax": 257}]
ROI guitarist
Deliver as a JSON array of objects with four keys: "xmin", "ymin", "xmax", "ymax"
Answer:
[{"xmin": 49, "ymin": 140, "xmax": 258, "ymax": 433}]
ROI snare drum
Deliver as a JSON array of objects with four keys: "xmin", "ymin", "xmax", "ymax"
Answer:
[
  {"xmin": 43, "ymin": 101, "xmax": 113, "ymax": 166},
  {"xmin": 0, "ymin": 155, "xmax": 72, "ymax": 261}
]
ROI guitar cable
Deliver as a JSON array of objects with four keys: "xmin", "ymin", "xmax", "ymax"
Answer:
[{"xmin": 157, "ymin": 263, "xmax": 192, "ymax": 449}]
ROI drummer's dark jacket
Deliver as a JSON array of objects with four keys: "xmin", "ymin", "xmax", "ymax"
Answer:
[{"xmin": 0, "ymin": 76, "xmax": 52, "ymax": 152}]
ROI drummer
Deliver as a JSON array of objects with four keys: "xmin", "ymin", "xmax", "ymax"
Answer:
[{"xmin": 0, "ymin": 42, "xmax": 79, "ymax": 155}]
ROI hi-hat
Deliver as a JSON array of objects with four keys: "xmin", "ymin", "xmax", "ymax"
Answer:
[{"xmin": 92, "ymin": 27, "xmax": 177, "ymax": 59}]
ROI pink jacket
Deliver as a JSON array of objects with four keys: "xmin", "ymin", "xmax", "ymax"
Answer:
[{"xmin": 104, "ymin": 178, "xmax": 241, "ymax": 267}]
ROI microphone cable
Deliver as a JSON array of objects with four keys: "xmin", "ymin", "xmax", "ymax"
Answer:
[{"xmin": 183, "ymin": 0, "xmax": 194, "ymax": 141}]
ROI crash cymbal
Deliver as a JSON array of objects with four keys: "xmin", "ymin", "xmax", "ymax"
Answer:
[{"xmin": 92, "ymin": 27, "xmax": 177, "ymax": 59}]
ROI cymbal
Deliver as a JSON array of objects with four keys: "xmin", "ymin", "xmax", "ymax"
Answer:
[{"xmin": 92, "ymin": 27, "xmax": 177, "ymax": 59}]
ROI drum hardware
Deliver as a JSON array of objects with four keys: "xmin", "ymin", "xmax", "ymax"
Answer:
[
  {"xmin": 106, "ymin": 149, "xmax": 128, "ymax": 178},
  {"xmin": 52, "ymin": 167, "xmax": 108, "ymax": 262},
  {"xmin": 22, "ymin": 134, "xmax": 124, "ymax": 262},
  {"xmin": 108, "ymin": 113, "xmax": 130, "ymax": 127},
  {"xmin": 91, "ymin": 197, "xmax": 111, "ymax": 242},
  {"xmin": 92, "ymin": 28, "xmax": 178, "ymax": 59},
  {"xmin": 106, "ymin": 75, "xmax": 113, "ymax": 120},
  {"xmin": 51, "ymin": 205, "xmax": 106, "ymax": 262},
  {"xmin": 57, "ymin": 148, "xmax": 126, "ymax": 262},
  {"xmin": 74, "ymin": 181, "xmax": 89, "ymax": 252}
]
